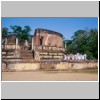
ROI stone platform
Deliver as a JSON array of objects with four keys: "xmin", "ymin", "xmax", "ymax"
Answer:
[{"xmin": 2, "ymin": 59, "xmax": 98, "ymax": 71}]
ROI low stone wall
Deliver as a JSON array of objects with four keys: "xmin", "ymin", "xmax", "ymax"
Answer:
[
  {"xmin": 2, "ymin": 60, "xmax": 98, "ymax": 71},
  {"xmin": 6, "ymin": 45, "xmax": 20, "ymax": 49},
  {"xmin": 55, "ymin": 62, "xmax": 98, "ymax": 70},
  {"xmin": 2, "ymin": 63, "xmax": 6, "ymax": 70},
  {"xmin": 3, "ymin": 63, "xmax": 40, "ymax": 71}
]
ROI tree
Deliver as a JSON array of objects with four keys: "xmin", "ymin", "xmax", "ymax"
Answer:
[
  {"xmin": 10, "ymin": 25, "xmax": 31, "ymax": 40},
  {"xmin": 24, "ymin": 26, "xmax": 31, "ymax": 33},
  {"xmin": 2, "ymin": 27, "xmax": 9, "ymax": 39},
  {"xmin": 87, "ymin": 29, "xmax": 98, "ymax": 59},
  {"xmin": 10, "ymin": 25, "xmax": 22, "ymax": 34},
  {"xmin": 64, "ymin": 29, "xmax": 98, "ymax": 60}
]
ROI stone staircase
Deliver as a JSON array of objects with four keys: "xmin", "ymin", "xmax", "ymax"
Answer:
[
  {"xmin": 2, "ymin": 49, "xmax": 15, "ymax": 59},
  {"xmin": 19, "ymin": 50, "xmax": 33, "ymax": 59}
]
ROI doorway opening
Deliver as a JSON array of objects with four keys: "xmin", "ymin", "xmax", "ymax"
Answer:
[{"xmin": 40, "ymin": 36, "xmax": 43, "ymax": 45}]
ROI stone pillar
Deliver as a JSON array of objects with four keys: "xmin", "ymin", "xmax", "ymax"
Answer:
[
  {"xmin": 16, "ymin": 38, "xmax": 18, "ymax": 49},
  {"xmin": 84, "ymin": 54, "xmax": 87, "ymax": 60},
  {"xmin": 25, "ymin": 40, "xmax": 28, "ymax": 46},
  {"xmin": 35, "ymin": 51, "xmax": 40, "ymax": 61},
  {"xmin": 5, "ymin": 38, "xmax": 7, "ymax": 49},
  {"xmin": 32, "ymin": 37, "xmax": 34, "ymax": 50}
]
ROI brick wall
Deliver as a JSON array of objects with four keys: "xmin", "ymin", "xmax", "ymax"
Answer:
[{"xmin": 33, "ymin": 29, "xmax": 64, "ymax": 47}]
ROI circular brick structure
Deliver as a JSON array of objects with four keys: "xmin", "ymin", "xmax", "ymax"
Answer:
[{"xmin": 33, "ymin": 28, "xmax": 64, "ymax": 47}]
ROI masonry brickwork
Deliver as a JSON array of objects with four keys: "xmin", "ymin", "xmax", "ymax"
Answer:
[{"xmin": 33, "ymin": 28, "xmax": 63, "ymax": 47}]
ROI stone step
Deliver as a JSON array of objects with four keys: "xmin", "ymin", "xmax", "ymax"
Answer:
[
  {"xmin": 20, "ymin": 53, "xmax": 33, "ymax": 57},
  {"xmin": 2, "ymin": 54, "xmax": 14, "ymax": 56},
  {"xmin": 21, "ymin": 57, "xmax": 33, "ymax": 58},
  {"xmin": 20, "ymin": 53, "xmax": 32, "ymax": 55},
  {"xmin": 22, "ymin": 52, "xmax": 32, "ymax": 53},
  {"xmin": 20, "ymin": 52, "xmax": 32, "ymax": 54},
  {"xmin": 20, "ymin": 56, "xmax": 33, "ymax": 58},
  {"xmin": 21, "ymin": 56, "xmax": 33, "ymax": 58},
  {"xmin": 21, "ymin": 55, "xmax": 33, "ymax": 57},
  {"xmin": 22, "ymin": 57, "xmax": 33, "ymax": 59},
  {"xmin": 20, "ymin": 50, "xmax": 32, "ymax": 53},
  {"xmin": 19, "ymin": 50, "xmax": 33, "ymax": 59},
  {"xmin": 2, "ymin": 56, "xmax": 15, "ymax": 58}
]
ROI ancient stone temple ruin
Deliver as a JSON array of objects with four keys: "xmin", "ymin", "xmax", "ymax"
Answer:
[
  {"xmin": 2, "ymin": 28, "xmax": 66, "ymax": 71},
  {"xmin": 2, "ymin": 28, "xmax": 98, "ymax": 71},
  {"xmin": 33, "ymin": 28, "xmax": 65, "ymax": 60},
  {"xmin": 2, "ymin": 28, "xmax": 65, "ymax": 60}
]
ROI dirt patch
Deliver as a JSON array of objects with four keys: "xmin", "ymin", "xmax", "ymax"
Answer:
[{"xmin": 2, "ymin": 71, "xmax": 98, "ymax": 81}]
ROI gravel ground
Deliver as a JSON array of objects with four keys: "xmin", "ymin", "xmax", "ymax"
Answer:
[{"xmin": 2, "ymin": 71, "xmax": 98, "ymax": 81}]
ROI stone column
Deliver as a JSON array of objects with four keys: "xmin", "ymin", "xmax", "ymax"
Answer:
[
  {"xmin": 84, "ymin": 54, "xmax": 87, "ymax": 60},
  {"xmin": 32, "ymin": 37, "xmax": 34, "ymax": 50},
  {"xmin": 5, "ymin": 38, "xmax": 7, "ymax": 49},
  {"xmin": 25, "ymin": 40, "xmax": 28, "ymax": 46},
  {"xmin": 16, "ymin": 38, "xmax": 18, "ymax": 49}
]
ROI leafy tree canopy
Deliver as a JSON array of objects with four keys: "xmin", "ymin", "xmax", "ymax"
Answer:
[
  {"xmin": 64, "ymin": 29, "xmax": 98, "ymax": 60},
  {"xmin": 2, "ymin": 27, "xmax": 9, "ymax": 39},
  {"xmin": 10, "ymin": 25, "xmax": 32, "ymax": 40}
]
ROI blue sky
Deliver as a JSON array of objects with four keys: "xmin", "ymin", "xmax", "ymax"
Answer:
[{"xmin": 2, "ymin": 18, "xmax": 98, "ymax": 40}]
